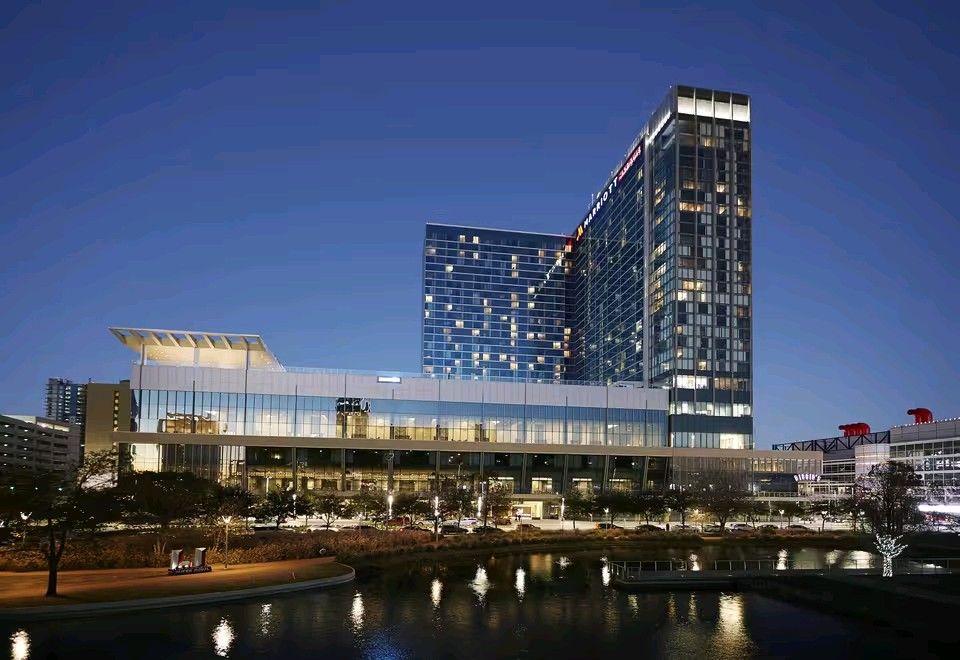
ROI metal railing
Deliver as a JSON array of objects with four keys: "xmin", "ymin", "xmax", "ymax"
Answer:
[{"xmin": 608, "ymin": 557, "xmax": 960, "ymax": 582}]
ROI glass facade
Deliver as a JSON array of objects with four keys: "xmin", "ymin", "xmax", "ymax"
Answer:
[
  {"xmin": 422, "ymin": 225, "xmax": 570, "ymax": 382},
  {"xmin": 421, "ymin": 86, "xmax": 754, "ymax": 450},
  {"xmin": 134, "ymin": 389, "xmax": 667, "ymax": 448},
  {"xmin": 124, "ymin": 440, "xmax": 816, "ymax": 497}
]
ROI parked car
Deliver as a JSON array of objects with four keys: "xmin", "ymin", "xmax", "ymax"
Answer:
[
  {"xmin": 400, "ymin": 524, "xmax": 428, "ymax": 532},
  {"xmin": 341, "ymin": 523, "xmax": 379, "ymax": 531},
  {"xmin": 731, "ymin": 523, "xmax": 753, "ymax": 530},
  {"xmin": 635, "ymin": 524, "xmax": 662, "ymax": 532},
  {"xmin": 672, "ymin": 524, "xmax": 697, "ymax": 532},
  {"xmin": 703, "ymin": 524, "xmax": 722, "ymax": 534},
  {"xmin": 758, "ymin": 524, "xmax": 778, "ymax": 531},
  {"xmin": 440, "ymin": 524, "xmax": 469, "ymax": 535},
  {"xmin": 786, "ymin": 524, "xmax": 811, "ymax": 531},
  {"xmin": 515, "ymin": 523, "xmax": 541, "ymax": 531},
  {"xmin": 472, "ymin": 525, "xmax": 504, "ymax": 534},
  {"xmin": 443, "ymin": 518, "xmax": 479, "ymax": 528},
  {"xmin": 597, "ymin": 522, "xmax": 623, "ymax": 530}
]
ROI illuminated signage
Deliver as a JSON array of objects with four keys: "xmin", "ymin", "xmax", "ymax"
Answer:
[
  {"xmin": 793, "ymin": 473, "xmax": 821, "ymax": 482},
  {"xmin": 336, "ymin": 397, "xmax": 371, "ymax": 414},
  {"xmin": 574, "ymin": 142, "xmax": 642, "ymax": 241},
  {"xmin": 377, "ymin": 375, "xmax": 402, "ymax": 384}
]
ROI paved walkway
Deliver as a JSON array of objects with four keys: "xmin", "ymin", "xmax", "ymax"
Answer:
[{"xmin": 0, "ymin": 557, "xmax": 352, "ymax": 609}]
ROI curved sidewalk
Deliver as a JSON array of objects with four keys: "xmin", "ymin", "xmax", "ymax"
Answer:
[{"xmin": 0, "ymin": 557, "xmax": 354, "ymax": 621}]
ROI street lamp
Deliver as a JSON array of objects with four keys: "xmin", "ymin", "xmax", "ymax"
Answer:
[
  {"xmin": 560, "ymin": 496, "xmax": 566, "ymax": 531},
  {"xmin": 387, "ymin": 492, "xmax": 394, "ymax": 524},
  {"xmin": 779, "ymin": 509, "xmax": 785, "ymax": 528},
  {"xmin": 476, "ymin": 494, "xmax": 483, "ymax": 519},
  {"xmin": 433, "ymin": 494, "xmax": 440, "ymax": 540},
  {"xmin": 19, "ymin": 512, "xmax": 30, "ymax": 548},
  {"xmin": 604, "ymin": 507, "xmax": 611, "ymax": 526},
  {"xmin": 292, "ymin": 492, "xmax": 297, "ymax": 520},
  {"xmin": 221, "ymin": 516, "xmax": 233, "ymax": 569}
]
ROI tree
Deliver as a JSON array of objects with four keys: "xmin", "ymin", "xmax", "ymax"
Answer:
[
  {"xmin": 214, "ymin": 485, "xmax": 256, "ymax": 528},
  {"xmin": 257, "ymin": 489, "xmax": 297, "ymax": 529},
  {"xmin": 666, "ymin": 485, "xmax": 697, "ymax": 528},
  {"xmin": 810, "ymin": 500, "xmax": 836, "ymax": 533},
  {"xmin": 780, "ymin": 501, "xmax": 806, "ymax": 526},
  {"xmin": 637, "ymin": 492, "xmax": 667, "ymax": 526},
  {"xmin": 478, "ymin": 481, "xmax": 513, "ymax": 527},
  {"xmin": 0, "ymin": 450, "xmax": 120, "ymax": 597},
  {"xmin": 695, "ymin": 471, "xmax": 752, "ymax": 533},
  {"xmin": 121, "ymin": 471, "xmax": 218, "ymax": 559},
  {"xmin": 311, "ymin": 492, "xmax": 350, "ymax": 529},
  {"xmin": 859, "ymin": 461, "xmax": 923, "ymax": 577},
  {"xmin": 392, "ymin": 492, "xmax": 429, "ymax": 526},
  {"xmin": 439, "ymin": 484, "xmax": 473, "ymax": 527},
  {"xmin": 563, "ymin": 489, "xmax": 593, "ymax": 530},
  {"xmin": 594, "ymin": 491, "xmax": 633, "ymax": 526},
  {"xmin": 349, "ymin": 489, "xmax": 387, "ymax": 526}
]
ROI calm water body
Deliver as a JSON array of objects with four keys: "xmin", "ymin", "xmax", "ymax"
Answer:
[{"xmin": 2, "ymin": 547, "xmax": 943, "ymax": 659}]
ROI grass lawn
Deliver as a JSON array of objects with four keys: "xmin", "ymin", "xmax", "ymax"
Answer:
[{"xmin": 0, "ymin": 557, "xmax": 351, "ymax": 608}]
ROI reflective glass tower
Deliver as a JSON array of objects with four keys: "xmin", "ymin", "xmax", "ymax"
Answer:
[
  {"xmin": 421, "ymin": 85, "xmax": 754, "ymax": 449},
  {"xmin": 422, "ymin": 224, "xmax": 570, "ymax": 381}
]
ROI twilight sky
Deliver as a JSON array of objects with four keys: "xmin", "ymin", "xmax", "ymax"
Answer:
[{"xmin": 1, "ymin": 1, "xmax": 957, "ymax": 447}]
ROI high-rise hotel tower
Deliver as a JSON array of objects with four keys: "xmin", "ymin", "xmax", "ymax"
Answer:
[{"xmin": 423, "ymin": 86, "xmax": 753, "ymax": 450}]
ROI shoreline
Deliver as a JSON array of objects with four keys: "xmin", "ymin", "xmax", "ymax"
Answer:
[{"xmin": 0, "ymin": 558, "xmax": 354, "ymax": 621}]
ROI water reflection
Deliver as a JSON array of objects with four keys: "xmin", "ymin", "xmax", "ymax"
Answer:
[
  {"xmin": 824, "ymin": 550, "xmax": 840, "ymax": 567},
  {"xmin": 470, "ymin": 566, "xmax": 490, "ymax": 602},
  {"xmin": 716, "ymin": 594, "xmax": 746, "ymax": 644},
  {"xmin": 350, "ymin": 592, "xmax": 364, "ymax": 631},
  {"xmin": 431, "ymin": 578, "xmax": 443, "ymax": 608},
  {"xmin": 843, "ymin": 550, "xmax": 874, "ymax": 569},
  {"xmin": 10, "ymin": 630, "xmax": 29, "ymax": 660},
  {"xmin": 776, "ymin": 549, "xmax": 788, "ymax": 571},
  {"xmin": 212, "ymin": 618, "xmax": 234, "ymax": 657},
  {"xmin": 3, "ymin": 548, "xmax": 903, "ymax": 659},
  {"xmin": 556, "ymin": 556, "xmax": 571, "ymax": 569},
  {"xmin": 689, "ymin": 553, "xmax": 701, "ymax": 571},
  {"xmin": 259, "ymin": 604, "xmax": 272, "ymax": 636}
]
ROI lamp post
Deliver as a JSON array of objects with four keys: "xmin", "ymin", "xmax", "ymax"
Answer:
[
  {"xmin": 19, "ymin": 512, "xmax": 30, "ymax": 548},
  {"xmin": 779, "ymin": 509, "xmax": 785, "ymax": 529},
  {"xmin": 433, "ymin": 494, "xmax": 440, "ymax": 541},
  {"xmin": 292, "ymin": 492, "xmax": 297, "ymax": 523},
  {"xmin": 387, "ymin": 492, "xmax": 394, "ymax": 526},
  {"xmin": 560, "ymin": 496, "xmax": 566, "ymax": 532},
  {"xmin": 604, "ymin": 507, "xmax": 611, "ymax": 526},
  {"xmin": 476, "ymin": 494, "xmax": 483, "ymax": 520},
  {"xmin": 221, "ymin": 516, "xmax": 233, "ymax": 569}
]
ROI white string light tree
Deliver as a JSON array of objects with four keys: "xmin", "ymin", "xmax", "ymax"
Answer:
[{"xmin": 857, "ymin": 461, "xmax": 923, "ymax": 578}]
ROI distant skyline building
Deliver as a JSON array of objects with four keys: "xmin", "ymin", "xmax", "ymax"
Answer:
[
  {"xmin": 0, "ymin": 414, "xmax": 81, "ymax": 473},
  {"xmin": 422, "ymin": 85, "xmax": 753, "ymax": 450},
  {"xmin": 44, "ymin": 377, "xmax": 87, "ymax": 426}
]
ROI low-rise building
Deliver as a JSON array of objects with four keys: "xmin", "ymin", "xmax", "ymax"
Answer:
[
  {"xmin": 93, "ymin": 327, "xmax": 819, "ymax": 515},
  {"xmin": 0, "ymin": 414, "xmax": 81, "ymax": 473}
]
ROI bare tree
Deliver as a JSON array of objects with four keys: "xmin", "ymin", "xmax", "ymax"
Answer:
[
  {"xmin": 695, "ymin": 470, "xmax": 752, "ymax": 533},
  {"xmin": 858, "ymin": 461, "xmax": 923, "ymax": 577}
]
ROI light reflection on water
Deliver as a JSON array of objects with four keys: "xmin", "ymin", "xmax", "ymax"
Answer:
[
  {"xmin": 10, "ymin": 630, "xmax": 29, "ymax": 660},
  {"xmin": 212, "ymin": 618, "xmax": 234, "ymax": 657},
  {"xmin": 3, "ymin": 547, "xmax": 916, "ymax": 660},
  {"xmin": 470, "ymin": 566, "xmax": 490, "ymax": 602},
  {"xmin": 430, "ymin": 578, "xmax": 442, "ymax": 608}
]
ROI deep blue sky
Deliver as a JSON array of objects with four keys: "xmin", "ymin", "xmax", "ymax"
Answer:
[{"xmin": 1, "ymin": 1, "xmax": 957, "ymax": 446}]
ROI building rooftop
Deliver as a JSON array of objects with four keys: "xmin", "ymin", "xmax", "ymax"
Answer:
[{"xmin": 109, "ymin": 327, "xmax": 281, "ymax": 370}]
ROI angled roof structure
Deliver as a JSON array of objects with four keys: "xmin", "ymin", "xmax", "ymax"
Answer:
[{"xmin": 109, "ymin": 327, "xmax": 281, "ymax": 369}]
